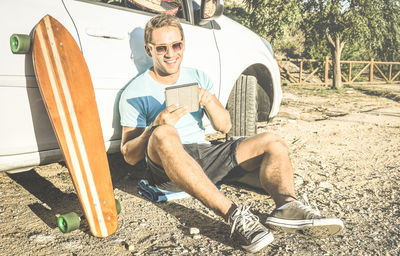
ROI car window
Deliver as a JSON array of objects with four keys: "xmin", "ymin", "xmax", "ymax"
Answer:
[{"xmin": 86, "ymin": 0, "xmax": 184, "ymax": 18}]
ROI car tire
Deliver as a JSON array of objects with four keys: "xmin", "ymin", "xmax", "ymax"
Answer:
[{"xmin": 227, "ymin": 74, "xmax": 259, "ymax": 137}]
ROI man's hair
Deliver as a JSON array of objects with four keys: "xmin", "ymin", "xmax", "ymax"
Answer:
[{"xmin": 144, "ymin": 14, "xmax": 184, "ymax": 45}]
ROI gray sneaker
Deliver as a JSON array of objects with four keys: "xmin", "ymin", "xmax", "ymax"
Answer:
[
  {"xmin": 229, "ymin": 205, "xmax": 274, "ymax": 253},
  {"xmin": 265, "ymin": 195, "xmax": 344, "ymax": 238}
]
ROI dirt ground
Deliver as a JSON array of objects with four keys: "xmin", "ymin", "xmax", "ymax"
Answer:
[{"xmin": 0, "ymin": 84, "xmax": 399, "ymax": 255}]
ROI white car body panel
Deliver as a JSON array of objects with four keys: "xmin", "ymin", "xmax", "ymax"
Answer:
[
  {"xmin": 0, "ymin": 0, "xmax": 281, "ymax": 172},
  {"xmin": 0, "ymin": 0, "xmax": 81, "ymax": 171}
]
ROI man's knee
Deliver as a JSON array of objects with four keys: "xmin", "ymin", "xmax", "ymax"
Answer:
[
  {"xmin": 258, "ymin": 132, "xmax": 289, "ymax": 154},
  {"xmin": 149, "ymin": 125, "xmax": 180, "ymax": 152}
]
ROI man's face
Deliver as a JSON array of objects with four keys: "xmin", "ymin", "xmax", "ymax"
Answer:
[{"xmin": 146, "ymin": 26, "xmax": 185, "ymax": 77}]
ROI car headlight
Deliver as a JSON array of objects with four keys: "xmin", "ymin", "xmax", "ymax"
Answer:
[{"xmin": 260, "ymin": 37, "xmax": 274, "ymax": 58}]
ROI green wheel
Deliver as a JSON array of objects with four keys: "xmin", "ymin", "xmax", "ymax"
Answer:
[
  {"xmin": 115, "ymin": 199, "xmax": 121, "ymax": 214},
  {"xmin": 10, "ymin": 34, "xmax": 31, "ymax": 54},
  {"xmin": 57, "ymin": 212, "xmax": 81, "ymax": 233}
]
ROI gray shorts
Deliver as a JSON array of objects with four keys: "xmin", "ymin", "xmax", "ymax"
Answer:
[{"xmin": 145, "ymin": 138, "xmax": 249, "ymax": 192}]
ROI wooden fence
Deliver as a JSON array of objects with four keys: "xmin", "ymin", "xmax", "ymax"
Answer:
[{"xmin": 277, "ymin": 57, "xmax": 400, "ymax": 86}]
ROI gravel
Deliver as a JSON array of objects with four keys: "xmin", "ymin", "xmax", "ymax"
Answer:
[{"xmin": 0, "ymin": 84, "xmax": 399, "ymax": 255}]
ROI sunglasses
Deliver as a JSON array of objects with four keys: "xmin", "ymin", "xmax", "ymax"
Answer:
[{"xmin": 148, "ymin": 41, "xmax": 184, "ymax": 55}]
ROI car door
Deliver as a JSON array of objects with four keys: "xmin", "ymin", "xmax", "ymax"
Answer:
[
  {"xmin": 0, "ymin": 0, "xmax": 82, "ymax": 169},
  {"xmin": 62, "ymin": 0, "xmax": 220, "ymax": 145}
]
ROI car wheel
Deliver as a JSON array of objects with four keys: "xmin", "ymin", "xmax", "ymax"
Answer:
[{"xmin": 227, "ymin": 74, "xmax": 259, "ymax": 137}]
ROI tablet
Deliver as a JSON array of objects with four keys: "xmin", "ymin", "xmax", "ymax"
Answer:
[{"xmin": 165, "ymin": 83, "xmax": 199, "ymax": 112}]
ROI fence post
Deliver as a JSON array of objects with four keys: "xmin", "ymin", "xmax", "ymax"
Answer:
[
  {"xmin": 324, "ymin": 56, "xmax": 329, "ymax": 86},
  {"xmin": 349, "ymin": 62, "xmax": 352, "ymax": 82},
  {"xmin": 299, "ymin": 59, "xmax": 303, "ymax": 84},
  {"xmin": 370, "ymin": 58, "xmax": 374, "ymax": 82}
]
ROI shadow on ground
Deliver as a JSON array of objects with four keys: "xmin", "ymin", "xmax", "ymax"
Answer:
[
  {"xmin": 350, "ymin": 84, "xmax": 400, "ymax": 103},
  {"xmin": 7, "ymin": 170, "xmax": 80, "ymax": 229}
]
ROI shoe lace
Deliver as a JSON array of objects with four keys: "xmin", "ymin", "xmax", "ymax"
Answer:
[
  {"xmin": 298, "ymin": 194, "xmax": 321, "ymax": 218},
  {"xmin": 229, "ymin": 205, "xmax": 262, "ymax": 239}
]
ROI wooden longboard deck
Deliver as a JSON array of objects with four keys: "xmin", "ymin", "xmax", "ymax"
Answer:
[{"xmin": 32, "ymin": 15, "xmax": 118, "ymax": 237}]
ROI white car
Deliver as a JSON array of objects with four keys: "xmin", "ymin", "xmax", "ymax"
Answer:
[{"xmin": 0, "ymin": 0, "xmax": 281, "ymax": 172}]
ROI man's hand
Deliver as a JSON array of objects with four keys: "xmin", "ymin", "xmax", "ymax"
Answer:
[
  {"xmin": 153, "ymin": 104, "xmax": 188, "ymax": 126},
  {"xmin": 197, "ymin": 88, "xmax": 232, "ymax": 134},
  {"xmin": 199, "ymin": 88, "xmax": 212, "ymax": 108}
]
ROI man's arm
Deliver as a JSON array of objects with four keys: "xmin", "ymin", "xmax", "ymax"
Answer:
[
  {"xmin": 199, "ymin": 88, "xmax": 232, "ymax": 134},
  {"xmin": 120, "ymin": 104, "xmax": 188, "ymax": 165},
  {"xmin": 120, "ymin": 126, "xmax": 152, "ymax": 166}
]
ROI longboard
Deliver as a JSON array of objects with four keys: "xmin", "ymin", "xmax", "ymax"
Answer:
[{"xmin": 13, "ymin": 15, "xmax": 119, "ymax": 237}]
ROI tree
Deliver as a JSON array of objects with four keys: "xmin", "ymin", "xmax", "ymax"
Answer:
[
  {"xmin": 352, "ymin": 0, "xmax": 400, "ymax": 62},
  {"xmin": 299, "ymin": 0, "xmax": 400, "ymax": 88},
  {"xmin": 234, "ymin": 0, "xmax": 400, "ymax": 89},
  {"xmin": 224, "ymin": 0, "xmax": 304, "ymax": 57},
  {"xmin": 300, "ymin": 0, "xmax": 355, "ymax": 88},
  {"xmin": 244, "ymin": 0, "xmax": 301, "ymax": 45}
]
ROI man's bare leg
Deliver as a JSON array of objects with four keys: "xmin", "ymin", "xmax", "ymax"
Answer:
[
  {"xmin": 147, "ymin": 126, "xmax": 277, "ymax": 252},
  {"xmin": 147, "ymin": 125, "xmax": 233, "ymax": 217},
  {"xmin": 236, "ymin": 133, "xmax": 344, "ymax": 238},
  {"xmin": 236, "ymin": 132, "xmax": 296, "ymax": 207}
]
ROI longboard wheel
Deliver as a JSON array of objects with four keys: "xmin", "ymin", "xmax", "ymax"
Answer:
[
  {"xmin": 115, "ymin": 199, "xmax": 121, "ymax": 215},
  {"xmin": 57, "ymin": 212, "xmax": 81, "ymax": 233},
  {"xmin": 10, "ymin": 34, "xmax": 31, "ymax": 54}
]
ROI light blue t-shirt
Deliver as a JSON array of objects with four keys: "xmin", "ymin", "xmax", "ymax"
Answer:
[{"xmin": 119, "ymin": 67, "xmax": 215, "ymax": 144}]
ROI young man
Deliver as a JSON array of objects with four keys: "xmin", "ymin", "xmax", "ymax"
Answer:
[{"xmin": 119, "ymin": 14, "xmax": 344, "ymax": 253}]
